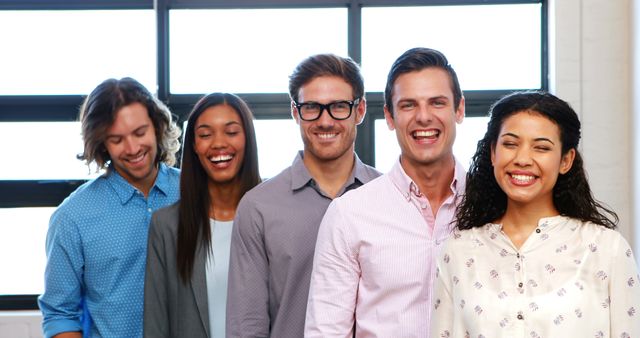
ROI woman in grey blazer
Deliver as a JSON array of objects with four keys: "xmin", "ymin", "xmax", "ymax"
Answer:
[{"xmin": 144, "ymin": 93, "xmax": 261, "ymax": 338}]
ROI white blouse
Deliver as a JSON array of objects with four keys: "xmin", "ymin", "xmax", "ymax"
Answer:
[
  {"xmin": 205, "ymin": 219, "xmax": 233, "ymax": 338},
  {"xmin": 430, "ymin": 216, "xmax": 640, "ymax": 338}
]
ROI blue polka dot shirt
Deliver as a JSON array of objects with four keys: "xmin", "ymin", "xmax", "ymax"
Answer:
[{"xmin": 38, "ymin": 163, "xmax": 180, "ymax": 338}]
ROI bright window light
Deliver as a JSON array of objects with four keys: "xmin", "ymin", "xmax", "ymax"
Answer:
[
  {"xmin": 0, "ymin": 122, "xmax": 101, "ymax": 180},
  {"xmin": 0, "ymin": 10, "xmax": 156, "ymax": 95},
  {"xmin": 362, "ymin": 4, "xmax": 541, "ymax": 92},
  {"xmin": 0, "ymin": 207, "xmax": 52, "ymax": 295},
  {"xmin": 254, "ymin": 119, "xmax": 303, "ymax": 179},
  {"xmin": 169, "ymin": 8, "xmax": 348, "ymax": 94}
]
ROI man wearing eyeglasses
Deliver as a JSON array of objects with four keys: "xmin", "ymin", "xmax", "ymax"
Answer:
[
  {"xmin": 226, "ymin": 54, "xmax": 380, "ymax": 338},
  {"xmin": 305, "ymin": 47, "xmax": 466, "ymax": 337}
]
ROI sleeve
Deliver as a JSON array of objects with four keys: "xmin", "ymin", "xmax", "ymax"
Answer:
[
  {"xmin": 304, "ymin": 200, "xmax": 360, "ymax": 338},
  {"xmin": 143, "ymin": 212, "xmax": 170, "ymax": 338},
  {"xmin": 38, "ymin": 209, "xmax": 85, "ymax": 338},
  {"xmin": 429, "ymin": 243, "xmax": 455, "ymax": 338},
  {"xmin": 226, "ymin": 197, "xmax": 270, "ymax": 338},
  {"xmin": 608, "ymin": 232, "xmax": 640, "ymax": 337}
]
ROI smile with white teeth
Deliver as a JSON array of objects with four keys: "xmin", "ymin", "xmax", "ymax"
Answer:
[
  {"xmin": 317, "ymin": 133, "xmax": 337, "ymax": 139},
  {"xmin": 210, "ymin": 154, "xmax": 233, "ymax": 163},
  {"xmin": 412, "ymin": 130, "xmax": 439, "ymax": 138},
  {"xmin": 128, "ymin": 153, "xmax": 145, "ymax": 163},
  {"xmin": 510, "ymin": 174, "xmax": 535, "ymax": 183}
]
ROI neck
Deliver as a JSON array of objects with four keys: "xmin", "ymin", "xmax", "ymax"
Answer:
[
  {"xmin": 498, "ymin": 200, "xmax": 559, "ymax": 249},
  {"xmin": 400, "ymin": 154, "xmax": 455, "ymax": 215},
  {"xmin": 120, "ymin": 164, "xmax": 159, "ymax": 198},
  {"xmin": 208, "ymin": 178, "xmax": 243, "ymax": 221},
  {"xmin": 302, "ymin": 148, "xmax": 355, "ymax": 199}
]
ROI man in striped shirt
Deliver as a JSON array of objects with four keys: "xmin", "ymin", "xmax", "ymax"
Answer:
[{"xmin": 305, "ymin": 47, "xmax": 467, "ymax": 337}]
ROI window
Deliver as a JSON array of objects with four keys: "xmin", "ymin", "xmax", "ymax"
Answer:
[
  {"xmin": 0, "ymin": 0, "xmax": 546, "ymax": 309},
  {"xmin": 0, "ymin": 10, "xmax": 156, "ymax": 95},
  {"xmin": 169, "ymin": 8, "xmax": 348, "ymax": 94}
]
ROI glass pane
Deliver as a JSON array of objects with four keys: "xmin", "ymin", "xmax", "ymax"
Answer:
[
  {"xmin": 375, "ymin": 116, "xmax": 490, "ymax": 173},
  {"xmin": 0, "ymin": 122, "xmax": 101, "ymax": 180},
  {"xmin": 0, "ymin": 207, "xmax": 52, "ymax": 295},
  {"xmin": 254, "ymin": 119, "xmax": 303, "ymax": 179},
  {"xmin": 170, "ymin": 8, "xmax": 348, "ymax": 94},
  {"xmin": 362, "ymin": 4, "xmax": 541, "ymax": 92},
  {"xmin": 0, "ymin": 10, "xmax": 156, "ymax": 95}
]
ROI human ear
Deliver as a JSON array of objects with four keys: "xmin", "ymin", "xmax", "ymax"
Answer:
[
  {"xmin": 291, "ymin": 101, "xmax": 300, "ymax": 125},
  {"xmin": 383, "ymin": 105, "xmax": 395, "ymax": 131},
  {"xmin": 559, "ymin": 148, "xmax": 576, "ymax": 174}
]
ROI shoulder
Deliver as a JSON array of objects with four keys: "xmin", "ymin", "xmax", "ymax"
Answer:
[
  {"xmin": 54, "ymin": 177, "xmax": 110, "ymax": 215},
  {"xmin": 356, "ymin": 162, "xmax": 383, "ymax": 184},
  {"xmin": 443, "ymin": 225, "xmax": 490, "ymax": 251},
  {"xmin": 152, "ymin": 202, "xmax": 180, "ymax": 223},
  {"xmin": 149, "ymin": 202, "xmax": 180, "ymax": 237},
  {"xmin": 337, "ymin": 174, "xmax": 391, "ymax": 202},
  {"xmin": 163, "ymin": 165, "xmax": 181, "ymax": 180},
  {"xmin": 241, "ymin": 166, "xmax": 293, "ymax": 202},
  {"xmin": 580, "ymin": 221, "xmax": 629, "ymax": 248}
]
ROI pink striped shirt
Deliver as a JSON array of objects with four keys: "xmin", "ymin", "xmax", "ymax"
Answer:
[{"xmin": 305, "ymin": 159, "xmax": 466, "ymax": 337}]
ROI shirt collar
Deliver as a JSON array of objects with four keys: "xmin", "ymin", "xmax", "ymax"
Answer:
[
  {"xmin": 104, "ymin": 163, "xmax": 169, "ymax": 204},
  {"xmin": 389, "ymin": 156, "xmax": 466, "ymax": 201},
  {"xmin": 487, "ymin": 214, "xmax": 572, "ymax": 233},
  {"xmin": 290, "ymin": 150, "xmax": 370, "ymax": 192}
]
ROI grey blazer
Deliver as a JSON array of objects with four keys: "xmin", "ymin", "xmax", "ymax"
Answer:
[{"xmin": 144, "ymin": 203, "xmax": 210, "ymax": 338}]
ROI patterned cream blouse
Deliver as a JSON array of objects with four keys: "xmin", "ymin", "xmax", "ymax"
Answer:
[{"xmin": 430, "ymin": 216, "xmax": 640, "ymax": 338}]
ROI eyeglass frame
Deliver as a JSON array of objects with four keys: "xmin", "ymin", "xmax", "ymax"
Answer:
[{"xmin": 293, "ymin": 98, "xmax": 361, "ymax": 121}]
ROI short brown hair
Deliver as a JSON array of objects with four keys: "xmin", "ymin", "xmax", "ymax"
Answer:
[{"xmin": 288, "ymin": 54, "xmax": 364, "ymax": 103}]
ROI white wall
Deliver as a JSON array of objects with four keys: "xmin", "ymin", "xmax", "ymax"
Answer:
[
  {"xmin": 0, "ymin": 311, "xmax": 42, "ymax": 338},
  {"xmin": 551, "ymin": 0, "xmax": 635, "ymax": 248}
]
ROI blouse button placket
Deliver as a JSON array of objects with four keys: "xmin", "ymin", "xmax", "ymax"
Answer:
[{"xmin": 515, "ymin": 250, "xmax": 526, "ymax": 325}]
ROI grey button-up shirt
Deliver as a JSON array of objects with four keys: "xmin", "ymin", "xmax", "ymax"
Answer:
[{"xmin": 226, "ymin": 151, "xmax": 381, "ymax": 338}]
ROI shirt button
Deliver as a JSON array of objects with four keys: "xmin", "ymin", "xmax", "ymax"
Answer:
[
  {"xmin": 517, "ymin": 314, "xmax": 524, "ymax": 320},
  {"xmin": 536, "ymin": 229, "xmax": 541, "ymax": 233},
  {"xmin": 147, "ymin": 208, "xmax": 152, "ymax": 213},
  {"xmin": 518, "ymin": 282, "xmax": 523, "ymax": 288},
  {"xmin": 516, "ymin": 253, "xmax": 520, "ymax": 259}
]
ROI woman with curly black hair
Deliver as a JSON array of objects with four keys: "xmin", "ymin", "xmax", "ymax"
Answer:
[{"xmin": 430, "ymin": 91, "xmax": 640, "ymax": 337}]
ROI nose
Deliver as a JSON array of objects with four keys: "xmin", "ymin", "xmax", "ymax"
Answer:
[
  {"xmin": 315, "ymin": 106, "xmax": 335, "ymax": 128},
  {"xmin": 514, "ymin": 147, "xmax": 533, "ymax": 167},
  {"xmin": 415, "ymin": 103, "xmax": 432, "ymax": 124},
  {"xmin": 123, "ymin": 137, "xmax": 141, "ymax": 155},
  {"xmin": 211, "ymin": 133, "xmax": 227, "ymax": 149}
]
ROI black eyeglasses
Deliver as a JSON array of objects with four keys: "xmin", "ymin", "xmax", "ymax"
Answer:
[{"xmin": 294, "ymin": 99, "xmax": 360, "ymax": 121}]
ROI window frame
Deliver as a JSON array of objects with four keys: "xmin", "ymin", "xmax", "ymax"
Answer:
[{"xmin": 0, "ymin": 0, "xmax": 547, "ymax": 310}]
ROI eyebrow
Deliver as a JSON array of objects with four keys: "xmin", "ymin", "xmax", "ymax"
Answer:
[{"xmin": 500, "ymin": 132, "xmax": 555, "ymax": 145}]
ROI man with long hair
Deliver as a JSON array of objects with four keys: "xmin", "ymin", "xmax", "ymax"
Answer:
[
  {"xmin": 226, "ymin": 54, "xmax": 381, "ymax": 337},
  {"xmin": 38, "ymin": 77, "xmax": 181, "ymax": 338},
  {"xmin": 305, "ymin": 47, "xmax": 466, "ymax": 337}
]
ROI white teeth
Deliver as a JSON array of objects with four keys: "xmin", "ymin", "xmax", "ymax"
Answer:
[
  {"xmin": 318, "ymin": 133, "xmax": 337, "ymax": 139},
  {"xmin": 511, "ymin": 174, "xmax": 535, "ymax": 182},
  {"xmin": 129, "ymin": 153, "xmax": 145, "ymax": 163},
  {"xmin": 210, "ymin": 154, "xmax": 233, "ymax": 162},
  {"xmin": 413, "ymin": 130, "xmax": 438, "ymax": 137}
]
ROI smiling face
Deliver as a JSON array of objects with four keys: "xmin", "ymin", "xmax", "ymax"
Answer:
[
  {"xmin": 384, "ymin": 67, "xmax": 464, "ymax": 171},
  {"xmin": 104, "ymin": 102, "xmax": 158, "ymax": 193},
  {"xmin": 194, "ymin": 104, "xmax": 246, "ymax": 186},
  {"xmin": 491, "ymin": 111, "xmax": 575, "ymax": 210},
  {"xmin": 293, "ymin": 75, "xmax": 365, "ymax": 165}
]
